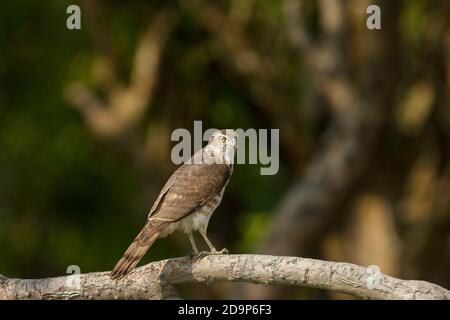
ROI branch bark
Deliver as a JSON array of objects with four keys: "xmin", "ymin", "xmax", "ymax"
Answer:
[{"xmin": 0, "ymin": 255, "xmax": 448, "ymax": 300}]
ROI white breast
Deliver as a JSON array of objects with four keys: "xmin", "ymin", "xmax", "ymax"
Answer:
[
  {"xmin": 179, "ymin": 193, "xmax": 223, "ymax": 233},
  {"xmin": 157, "ymin": 185, "xmax": 227, "ymax": 238}
]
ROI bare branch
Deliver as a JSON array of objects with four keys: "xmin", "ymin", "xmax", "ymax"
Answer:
[
  {"xmin": 0, "ymin": 255, "xmax": 448, "ymax": 300},
  {"xmin": 124, "ymin": 8, "xmax": 178, "ymax": 127},
  {"xmin": 66, "ymin": 6, "xmax": 178, "ymax": 140}
]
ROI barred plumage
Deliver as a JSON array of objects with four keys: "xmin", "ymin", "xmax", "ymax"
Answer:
[{"xmin": 110, "ymin": 130, "xmax": 236, "ymax": 279}]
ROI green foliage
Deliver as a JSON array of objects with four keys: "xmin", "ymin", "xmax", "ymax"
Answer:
[{"xmin": 0, "ymin": 0, "xmax": 446, "ymax": 299}]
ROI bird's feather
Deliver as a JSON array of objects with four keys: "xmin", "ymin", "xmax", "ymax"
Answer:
[
  {"xmin": 111, "ymin": 163, "xmax": 230, "ymax": 279},
  {"xmin": 148, "ymin": 163, "xmax": 230, "ymax": 222}
]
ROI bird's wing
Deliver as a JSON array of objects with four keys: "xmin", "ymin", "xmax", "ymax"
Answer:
[
  {"xmin": 147, "ymin": 165, "xmax": 183, "ymax": 217},
  {"xmin": 148, "ymin": 163, "xmax": 230, "ymax": 222}
]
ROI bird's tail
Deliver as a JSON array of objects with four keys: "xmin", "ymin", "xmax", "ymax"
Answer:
[{"xmin": 110, "ymin": 220, "xmax": 164, "ymax": 279}]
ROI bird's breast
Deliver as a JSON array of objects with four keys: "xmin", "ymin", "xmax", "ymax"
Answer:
[{"xmin": 179, "ymin": 193, "xmax": 224, "ymax": 233}]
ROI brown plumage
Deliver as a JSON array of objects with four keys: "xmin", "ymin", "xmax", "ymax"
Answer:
[
  {"xmin": 110, "ymin": 130, "xmax": 236, "ymax": 279},
  {"xmin": 110, "ymin": 219, "xmax": 167, "ymax": 279}
]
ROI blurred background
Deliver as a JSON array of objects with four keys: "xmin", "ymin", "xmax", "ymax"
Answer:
[{"xmin": 0, "ymin": 0, "xmax": 449, "ymax": 299}]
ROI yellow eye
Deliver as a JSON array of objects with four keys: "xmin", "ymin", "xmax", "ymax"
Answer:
[{"xmin": 219, "ymin": 136, "xmax": 226, "ymax": 143}]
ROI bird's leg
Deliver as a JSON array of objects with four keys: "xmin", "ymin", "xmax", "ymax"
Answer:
[
  {"xmin": 188, "ymin": 232, "xmax": 199, "ymax": 258},
  {"xmin": 200, "ymin": 229, "xmax": 217, "ymax": 252},
  {"xmin": 194, "ymin": 229, "xmax": 229, "ymax": 259}
]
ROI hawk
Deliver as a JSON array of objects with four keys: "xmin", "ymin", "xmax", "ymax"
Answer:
[{"xmin": 110, "ymin": 129, "xmax": 237, "ymax": 279}]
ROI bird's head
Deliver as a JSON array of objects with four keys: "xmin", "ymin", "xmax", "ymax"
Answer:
[{"xmin": 206, "ymin": 129, "xmax": 238, "ymax": 165}]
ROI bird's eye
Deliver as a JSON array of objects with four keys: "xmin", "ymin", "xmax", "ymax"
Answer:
[{"xmin": 219, "ymin": 136, "xmax": 226, "ymax": 143}]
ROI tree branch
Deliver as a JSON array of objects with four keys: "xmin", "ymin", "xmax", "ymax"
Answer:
[
  {"xmin": 0, "ymin": 255, "xmax": 448, "ymax": 300},
  {"xmin": 66, "ymin": 7, "xmax": 179, "ymax": 139}
]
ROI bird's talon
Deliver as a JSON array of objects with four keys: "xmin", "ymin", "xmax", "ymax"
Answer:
[
  {"xmin": 191, "ymin": 248, "xmax": 229, "ymax": 260},
  {"xmin": 191, "ymin": 251, "xmax": 210, "ymax": 259},
  {"xmin": 189, "ymin": 252, "xmax": 199, "ymax": 259}
]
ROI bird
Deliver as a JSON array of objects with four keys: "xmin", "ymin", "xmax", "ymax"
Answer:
[{"xmin": 110, "ymin": 129, "xmax": 237, "ymax": 279}]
